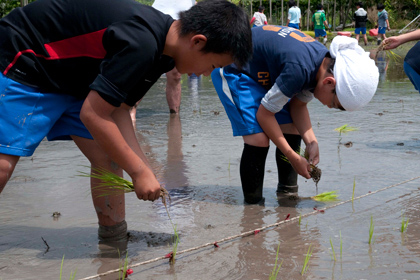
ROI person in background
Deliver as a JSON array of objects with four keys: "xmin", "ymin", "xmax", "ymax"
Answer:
[
  {"xmin": 130, "ymin": 0, "xmax": 195, "ymax": 126},
  {"xmin": 286, "ymin": 0, "xmax": 301, "ymax": 30},
  {"xmin": 212, "ymin": 26, "xmax": 379, "ymax": 204},
  {"xmin": 382, "ymin": 29, "xmax": 420, "ymax": 92},
  {"xmin": 250, "ymin": 5, "xmax": 267, "ymax": 27},
  {"xmin": 312, "ymin": 4, "xmax": 329, "ymax": 45},
  {"xmin": 0, "ymin": 0, "xmax": 252, "ymax": 241},
  {"xmin": 354, "ymin": 2, "xmax": 368, "ymax": 46},
  {"xmin": 376, "ymin": 3, "xmax": 390, "ymax": 45}
]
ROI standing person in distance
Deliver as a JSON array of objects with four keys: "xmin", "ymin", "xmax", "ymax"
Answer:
[
  {"xmin": 312, "ymin": 4, "xmax": 329, "ymax": 45},
  {"xmin": 250, "ymin": 5, "xmax": 268, "ymax": 27},
  {"xmin": 286, "ymin": 0, "xmax": 301, "ymax": 30},
  {"xmin": 376, "ymin": 3, "xmax": 390, "ymax": 45},
  {"xmin": 354, "ymin": 2, "xmax": 368, "ymax": 46}
]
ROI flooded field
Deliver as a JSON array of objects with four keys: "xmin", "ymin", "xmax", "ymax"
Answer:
[{"xmin": 1, "ymin": 42, "xmax": 420, "ymax": 280}]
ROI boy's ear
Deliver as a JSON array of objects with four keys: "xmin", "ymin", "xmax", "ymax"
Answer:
[
  {"xmin": 190, "ymin": 34, "xmax": 207, "ymax": 50},
  {"xmin": 322, "ymin": 76, "xmax": 336, "ymax": 89}
]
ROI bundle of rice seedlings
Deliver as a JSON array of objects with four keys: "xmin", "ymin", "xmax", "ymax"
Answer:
[
  {"xmin": 370, "ymin": 41, "xmax": 401, "ymax": 61},
  {"xmin": 78, "ymin": 166, "xmax": 170, "ymax": 207},
  {"xmin": 312, "ymin": 191, "xmax": 339, "ymax": 202},
  {"xmin": 280, "ymin": 147, "xmax": 322, "ymax": 187}
]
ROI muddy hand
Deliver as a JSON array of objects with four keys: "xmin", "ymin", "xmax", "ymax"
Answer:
[
  {"xmin": 132, "ymin": 168, "xmax": 161, "ymax": 201},
  {"xmin": 290, "ymin": 154, "xmax": 311, "ymax": 179}
]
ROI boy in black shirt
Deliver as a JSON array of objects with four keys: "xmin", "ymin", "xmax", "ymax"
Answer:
[{"xmin": 0, "ymin": 0, "xmax": 252, "ymax": 241}]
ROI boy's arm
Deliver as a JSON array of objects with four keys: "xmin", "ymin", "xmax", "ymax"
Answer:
[
  {"xmin": 80, "ymin": 90, "xmax": 161, "ymax": 201},
  {"xmin": 250, "ymin": 17, "xmax": 256, "ymax": 25},
  {"xmin": 386, "ymin": 19, "xmax": 390, "ymax": 30},
  {"xmin": 256, "ymin": 104, "xmax": 311, "ymax": 179},
  {"xmin": 384, "ymin": 29, "xmax": 420, "ymax": 49},
  {"xmin": 289, "ymin": 97, "xmax": 319, "ymax": 165}
]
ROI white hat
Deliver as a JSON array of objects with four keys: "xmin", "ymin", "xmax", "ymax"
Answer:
[{"xmin": 330, "ymin": 36, "xmax": 379, "ymax": 111}]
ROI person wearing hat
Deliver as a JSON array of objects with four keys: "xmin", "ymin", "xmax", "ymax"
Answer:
[{"xmin": 211, "ymin": 26, "xmax": 379, "ymax": 204}]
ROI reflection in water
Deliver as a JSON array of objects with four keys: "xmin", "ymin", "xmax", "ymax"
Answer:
[
  {"xmin": 188, "ymin": 74, "xmax": 201, "ymax": 112},
  {"xmin": 376, "ymin": 51, "xmax": 390, "ymax": 83}
]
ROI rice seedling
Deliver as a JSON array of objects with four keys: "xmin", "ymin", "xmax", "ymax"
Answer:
[
  {"xmin": 334, "ymin": 124, "xmax": 358, "ymax": 137},
  {"xmin": 298, "ymin": 215, "xmax": 302, "ymax": 226},
  {"xmin": 330, "ymin": 238, "xmax": 336, "ymax": 261},
  {"xmin": 301, "ymin": 243, "xmax": 313, "ymax": 275},
  {"xmin": 269, "ymin": 242, "xmax": 283, "ymax": 280},
  {"xmin": 352, "ymin": 177, "xmax": 356, "ymax": 201},
  {"xmin": 312, "ymin": 191, "xmax": 339, "ymax": 202},
  {"xmin": 59, "ymin": 255, "xmax": 77, "ymax": 280},
  {"xmin": 118, "ymin": 251, "xmax": 129, "ymax": 280},
  {"xmin": 339, "ymin": 231, "xmax": 342, "ymax": 259},
  {"xmin": 368, "ymin": 215, "xmax": 374, "ymax": 245},
  {"xmin": 401, "ymin": 212, "xmax": 409, "ymax": 233}
]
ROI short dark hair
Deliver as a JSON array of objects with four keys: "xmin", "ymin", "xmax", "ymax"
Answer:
[
  {"xmin": 288, "ymin": 0, "xmax": 296, "ymax": 8},
  {"xmin": 258, "ymin": 5, "xmax": 265, "ymax": 12},
  {"xmin": 317, "ymin": 4, "xmax": 323, "ymax": 10},
  {"xmin": 356, "ymin": 2, "xmax": 363, "ymax": 7},
  {"xmin": 179, "ymin": 0, "xmax": 252, "ymax": 68},
  {"xmin": 377, "ymin": 3, "xmax": 385, "ymax": 10}
]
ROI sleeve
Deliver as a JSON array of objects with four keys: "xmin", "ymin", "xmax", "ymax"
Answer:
[
  {"xmin": 261, "ymin": 83, "xmax": 290, "ymax": 113},
  {"xmin": 275, "ymin": 62, "xmax": 308, "ymax": 99},
  {"xmin": 89, "ymin": 21, "xmax": 158, "ymax": 107},
  {"xmin": 295, "ymin": 90, "xmax": 314, "ymax": 103}
]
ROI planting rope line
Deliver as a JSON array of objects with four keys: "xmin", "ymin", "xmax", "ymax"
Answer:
[{"xmin": 78, "ymin": 175, "xmax": 420, "ymax": 280}]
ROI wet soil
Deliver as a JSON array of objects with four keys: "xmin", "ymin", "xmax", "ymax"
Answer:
[{"xmin": 2, "ymin": 43, "xmax": 420, "ymax": 279}]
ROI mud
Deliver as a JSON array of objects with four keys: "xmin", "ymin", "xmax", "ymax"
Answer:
[{"xmin": 1, "ymin": 43, "xmax": 420, "ymax": 279}]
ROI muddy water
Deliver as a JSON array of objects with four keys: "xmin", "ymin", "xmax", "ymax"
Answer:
[{"xmin": 1, "ymin": 43, "xmax": 420, "ymax": 280}]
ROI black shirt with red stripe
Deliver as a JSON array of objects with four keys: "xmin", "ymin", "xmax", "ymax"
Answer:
[{"xmin": 0, "ymin": 0, "xmax": 175, "ymax": 106}]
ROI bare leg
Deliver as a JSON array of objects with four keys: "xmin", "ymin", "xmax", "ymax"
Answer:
[
  {"xmin": 355, "ymin": 34, "xmax": 360, "ymax": 42},
  {"xmin": 363, "ymin": 34, "xmax": 368, "ymax": 45},
  {"xmin": 72, "ymin": 136, "xmax": 126, "ymax": 240},
  {"xmin": 129, "ymin": 99, "xmax": 142, "ymax": 128},
  {"xmin": 165, "ymin": 67, "xmax": 182, "ymax": 114},
  {"xmin": 0, "ymin": 154, "xmax": 20, "ymax": 194}
]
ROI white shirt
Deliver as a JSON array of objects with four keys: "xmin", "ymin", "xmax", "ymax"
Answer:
[
  {"xmin": 252, "ymin": 12, "xmax": 267, "ymax": 26},
  {"xmin": 288, "ymin": 6, "xmax": 301, "ymax": 24}
]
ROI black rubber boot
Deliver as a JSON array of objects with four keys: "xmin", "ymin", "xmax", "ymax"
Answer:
[
  {"xmin": 276, "ymin": 134, "xmax": 302, "ymax": 194},
  {"xmin": 240, "ymin": 143, "xmax": 269, "ymax": 204}
]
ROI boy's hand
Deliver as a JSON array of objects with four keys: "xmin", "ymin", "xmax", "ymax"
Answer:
[
  {"xmin": 132, "ymin": 168, "xmax": 161, "ymax": 201},
  {"xmin": 305, "ymin": 142, "xmax": 319, "ymax": 166},
  {"xmin": 289, "ymin": 153, "xmax": 311, "ymax": 179},
  {"xmin": 382, "ymin": 37, "xmax": 400, "ymax": 50}
]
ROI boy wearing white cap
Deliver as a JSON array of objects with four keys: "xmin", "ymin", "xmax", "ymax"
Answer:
[{"xmin": 212, "ymin": 26, "xmax": 379, "ymax": 204}]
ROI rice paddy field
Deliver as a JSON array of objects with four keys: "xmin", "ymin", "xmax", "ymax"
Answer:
[{"xmin": 1, "ymin": 42, "xmax": 420, "ymax": 280}]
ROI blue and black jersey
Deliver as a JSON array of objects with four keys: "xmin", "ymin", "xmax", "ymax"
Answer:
[
  {"xmin": 0, "ymin": 0, "xmax": 174, "ymax": 106},
  {"xmin": 238, "ymin": 25, "xmax": 328, "ymax": 98}
]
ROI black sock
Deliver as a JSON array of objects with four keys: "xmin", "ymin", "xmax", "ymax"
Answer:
[
  {"xmin": 240, "ymin": 143, "xmax": 269, "ymax": 204},
  {"xmin": 276, "ymin": 134, "xmax": 301, "ymax": 190}
]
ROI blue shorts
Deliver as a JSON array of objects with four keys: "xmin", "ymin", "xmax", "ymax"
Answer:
[
  {"xmin": 288, "ymin": 23, "xmax": 299, "ymax": 29},
  {"xmin": 355, "ymin": 27, "xmax": 366, "ymax": 35},
  {"xmin": 0, "ymin": 73, "xmax": 93, "ymax": 157},
  {"xmin": 314, "ymin": 29, "xmax": 327, "ymax": 37},
  {"xmin": 378, "ymin": 27, "xmax": 387, "ymax": 34},
  {"xmin": 211, "ymin": 67, "xmax": 293, "ymax": 137},
  {"xmin": 404, "ymin": 62, "xmax": 420, "ymax": 93}
]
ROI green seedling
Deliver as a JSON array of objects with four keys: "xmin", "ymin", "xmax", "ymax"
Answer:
[
  {"xmin": 401, "ymin": 213, "xmax": 409, "ymax": 233},
  {"xmin": 118, "ymin": 251, "xmax": 129, "ymax": 280},
  {"xmin": 334, "ymin": 124, "xmax": 358, "ymax": 136},
  {"xmin": 298, "ymin": 215, "xmax": 302, "ymax": 226},
  {"xmin": 330, "ymin": 238, "xmax": 336, "ymax": 261},
  {"xmin": 312, "ymin": 191, "xmax": 339, "ymax": 202},
  {"xmin": 170, "ymin": 224, "xmax": 180, "ymax": 264},
  {"xmin": 368, "ymin": 215, "xmax": 374, "ymax": 244},
  {"xmin": 340, "ymin": 230, "xmax": 343, "ymax": 259},
  {"xmin": 59, "ymin": 255, "xmax": 77, "ymax": 280},
  {"xmin": 352, "ymin": 177, "xmax": 356, "ymax": 201},
  {"xmin": 269, "ymin": 242, "xmax": 283, "ymax": 280},
  {"xmin": 301, "ymin": 243, "xmax": 313, "ymax": 275}
]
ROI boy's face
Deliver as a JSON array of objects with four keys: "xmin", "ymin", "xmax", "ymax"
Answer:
[
  {"xmin": 313, "ymin": 78, "xmax": 344, "ymax": 110},
  {"xmin": 176, "ymin": 51, "xmax": 233, "ymax": 77}
]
